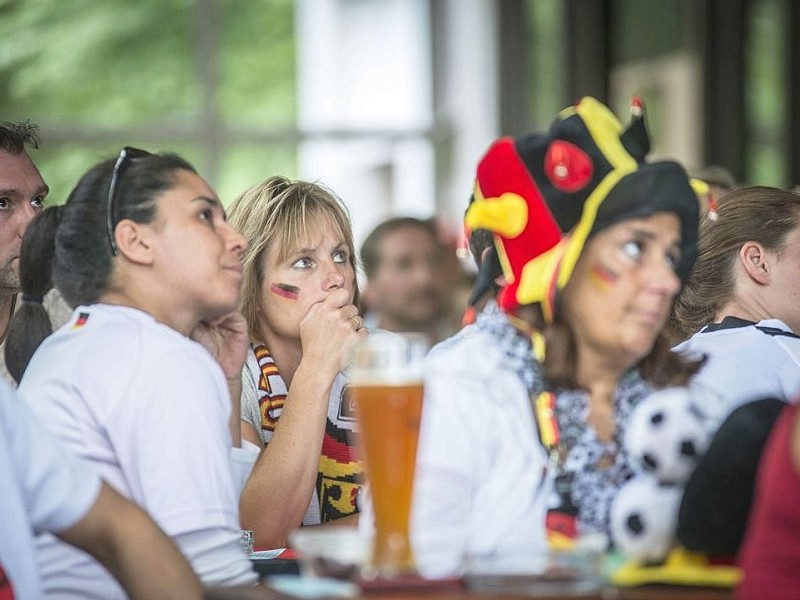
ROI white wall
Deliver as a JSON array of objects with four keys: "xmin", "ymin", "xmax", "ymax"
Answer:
[
  {"xmin": 295, "ymin": 0, "xmax": 500, "ymax": 253},
  {"xmin": 610, "ymin": 51, "xmax": 702, "ymax": 170}
]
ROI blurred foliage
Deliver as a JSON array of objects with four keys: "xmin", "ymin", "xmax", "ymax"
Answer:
[
  {"xmin": 220, "ymin": 0, "xmax": 296, "ymax": 128},
  {"xmin": 218, "ymin": 143, "xmax": 297, "ymax": 203},
  {"xmin": 29, "ymin": 144, "xmax": 122, "ymax": 205},
  {"xmin": 0, "ymin": 0, "xmax": 197, "ymax": 125},
  {"xmin": 611, "ymin": 0, "xmax": 682, "ymax": 64},
  {"xmin": 526, "ymin": 0, "xmax": 566, "ymax": 129},
  {"xmin": 745, "ymin": 0, "xmax": 785, "ymax": 186},
  {"xmin": 0, "ymin": 0, "xmax": 297, "ymax": 204}
]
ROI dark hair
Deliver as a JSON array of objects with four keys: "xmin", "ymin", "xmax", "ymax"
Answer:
[
  {"xmin": 4, "ymin": 207, "xmax": 60, "ymax": 383},
  {"xmin": 467, "ymin": 228, "xmax": 494, "ymax": 267},
  {"xmin": 671, "ymin": 186, "xmax": 800, "ymax": 339},
  {"xmin": 541, "ymin": 304, "xmax": 703, "ymax": 390},
  {"xmin": 5, "ymin": 151, "xmax": 196, "ymax": 383},
  {"xmin": 0, "ymin": 121, "xmax": 40, "ymax": 154},
  {"xmin": 360, "ymin": 217, "xmax": 440, "ymax": 279},
  {"xmin": 462, "ymin": 191, "xmax": 502, "ymax": 312}
]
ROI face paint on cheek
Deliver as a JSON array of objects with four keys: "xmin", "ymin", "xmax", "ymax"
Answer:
[
  {"xmin": 270, "ymin": 283, "xmax": 300, "ymax": 300},
  {"xmin": 588, "ymin": 262, "xmax": 619, "ymax": 292}
]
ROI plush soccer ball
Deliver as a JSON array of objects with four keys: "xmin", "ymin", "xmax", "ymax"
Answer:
[
  {"xmin": 610, "ymin": 475, "xmax": 682, "ymax": 562},
  {"xmin": 625, "ymin": 387, "xmax": 713, "ymax": 485}
]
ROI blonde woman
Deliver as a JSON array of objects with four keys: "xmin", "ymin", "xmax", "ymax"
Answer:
[{"xmin": 228, "ymin": 177, "xmax": 366, "ymax": 548}]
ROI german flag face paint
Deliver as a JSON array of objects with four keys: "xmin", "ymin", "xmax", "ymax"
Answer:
[
  {"xmin": 269, "ymin": 283, "xmax": 300, "ymax": 300},
  {"xmin": 588, "ymin": 262, "xmax": 619, "ymax": 292}
]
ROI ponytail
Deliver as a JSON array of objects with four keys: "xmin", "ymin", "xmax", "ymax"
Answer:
[{"xmin": 5, "ymin": 206, "xmax": 62, "ymax": 383}]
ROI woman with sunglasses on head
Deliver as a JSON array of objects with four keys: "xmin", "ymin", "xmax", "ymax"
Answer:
[
  {"xmin": 227, "ymin": 177, "xmax": 366, "ymax": 549},
  {"xmin": 6, "ymin": 148, "xmax": 258, "ymax": 597}
]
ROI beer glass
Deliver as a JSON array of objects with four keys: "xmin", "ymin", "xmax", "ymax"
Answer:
[{"xmin": 349, "ymin": 331, "xmax": 428, "ymax": 578}]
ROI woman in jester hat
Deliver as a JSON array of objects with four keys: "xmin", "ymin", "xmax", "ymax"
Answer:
[{"xmin": 410, "ymin": 97, "xmax": 704, "ymax": 577}]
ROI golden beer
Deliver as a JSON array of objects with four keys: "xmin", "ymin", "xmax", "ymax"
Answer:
[{"xmin": 351, "ymin": 382, "xmax": 423, "ymax": 576}]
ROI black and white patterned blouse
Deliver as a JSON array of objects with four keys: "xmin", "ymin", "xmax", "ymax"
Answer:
[
  {"xmin": 552, "ymin": 371, "xmax": 652, "ymax": 537},
  {"xmin": 463, "ymin": 301, "xmax": 653, "ymax": 540}
]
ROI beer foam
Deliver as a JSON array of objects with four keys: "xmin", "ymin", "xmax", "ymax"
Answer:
[
  {"xmin": 348, "ymin": 368, "xmax": 423, "ymax": 386},
  {"xmin": 348, "ymin": 331, "xmax": 428, "ymax": 386}
]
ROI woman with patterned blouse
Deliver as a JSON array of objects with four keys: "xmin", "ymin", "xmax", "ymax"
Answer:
[
  {"xmin": 412, "ymin": 97, "xmax": 704, "ymax": 576},
  {"xmin": 228, "ymin": 177, "xmax": 366, "ymax": 549}
]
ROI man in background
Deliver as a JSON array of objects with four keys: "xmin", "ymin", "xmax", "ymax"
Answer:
[
  {"xmin": 360, "ymin": 216, "xmax": 458, "ymax": 345},
  {"xmin": 0, "ymin": 121, "xmax": 71, "ymax": 383}
]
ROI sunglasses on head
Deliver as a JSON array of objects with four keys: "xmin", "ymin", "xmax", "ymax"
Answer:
[{"xmin": 106, "ymin": 146, "xmax": 152, "ymax": 256}]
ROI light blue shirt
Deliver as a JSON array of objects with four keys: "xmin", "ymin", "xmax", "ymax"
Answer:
[{"xmin": 0, "ymin": 380, "xmax": 100, "ymax": 599}]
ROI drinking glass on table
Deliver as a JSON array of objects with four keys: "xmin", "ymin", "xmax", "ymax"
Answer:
[{"xmin": 349, "ymin": 331, "xmax": 428, "ymax": 579}]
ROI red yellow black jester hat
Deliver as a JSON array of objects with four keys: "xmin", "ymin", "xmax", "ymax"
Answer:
[{"xmin": 465, "ymin": 96, "xmax": 698, "ymax": 326}]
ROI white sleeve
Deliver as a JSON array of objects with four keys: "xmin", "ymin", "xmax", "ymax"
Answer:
[
  {"xmin": 108, "ymin": 348, "xmax": 256, "ymax": 586},
  {"xmin": 411, "ymin": 347, "xmax": 485, "ymax": 578},
  {"xmin": 240, "ymin": 352, "xmax": 262, "ymax": 434},
  {"xmin": 411, "ymin": 336, "xmax": 550, "ymax": 578},
  {"xmin": 776, "ymin": 337, "xmax": 800, "ymax": 402},
  {"xmin": 229, "ymin": 441, "xmax": 260, "ymax": 497},
  {"xmin": 2, "ymin": 381, "xmax": 101, "ymax": 533}
]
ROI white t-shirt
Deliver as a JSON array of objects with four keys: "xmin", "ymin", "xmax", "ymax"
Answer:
[
  {"xmin": 240, "ymin": 348, "xmax": 357, "ymax": 525},
  {"xmin": 675, "ymin": 317, "xmax": 800, "ymax": 412},
  {"xmin": 0, "ymin": 379, "xmax": 100, "ymax": 599},
  {"xmin": 409, "ymin": 320, "xmax": 551, "ymax": 578},
  {"xmin": 19, "ymin": 304, "xmax": 256, "ymax": 599}
]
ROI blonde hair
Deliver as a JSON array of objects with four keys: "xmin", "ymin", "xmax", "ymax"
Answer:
[{"xmin": 227, "ymin": 176, "xmax": 359, "ymax": 343}]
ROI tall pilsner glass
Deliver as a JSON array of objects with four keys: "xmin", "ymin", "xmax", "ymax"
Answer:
[{"xmin": 349, "ymin": 331, "xmax": 428, "ymax": 578}]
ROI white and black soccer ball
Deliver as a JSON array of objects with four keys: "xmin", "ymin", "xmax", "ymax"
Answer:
[
  {"xmin": 625, "ymin": 387, "xmax": 712, "ymax": 485},
  {"xmin": 610, "ymin": 475, "xmax": 681, "ymax": 562}
]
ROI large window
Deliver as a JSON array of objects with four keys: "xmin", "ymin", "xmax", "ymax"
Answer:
[
  {"xmin": 745, "ymin": 0, "xmax": 786, "ymax": 186},
  {"xmin": 526, "ymin": 0, "xmax": 567, "ymax": 129},
  {"xmin": 0, "ymin": 0, "xmax": 297, "ymax": 204},
  {"xmin": 608, "ymin": 0, "xmax": 701, "ymax": 168}
]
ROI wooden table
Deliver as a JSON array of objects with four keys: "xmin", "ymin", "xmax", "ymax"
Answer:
[
  {"xmin": 206, "ymin": 582, "xmax": 734, "ymax": 600},
  {"xmin": 207, "ymin": 557, "xmax": 734, "ymax": 599}
]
